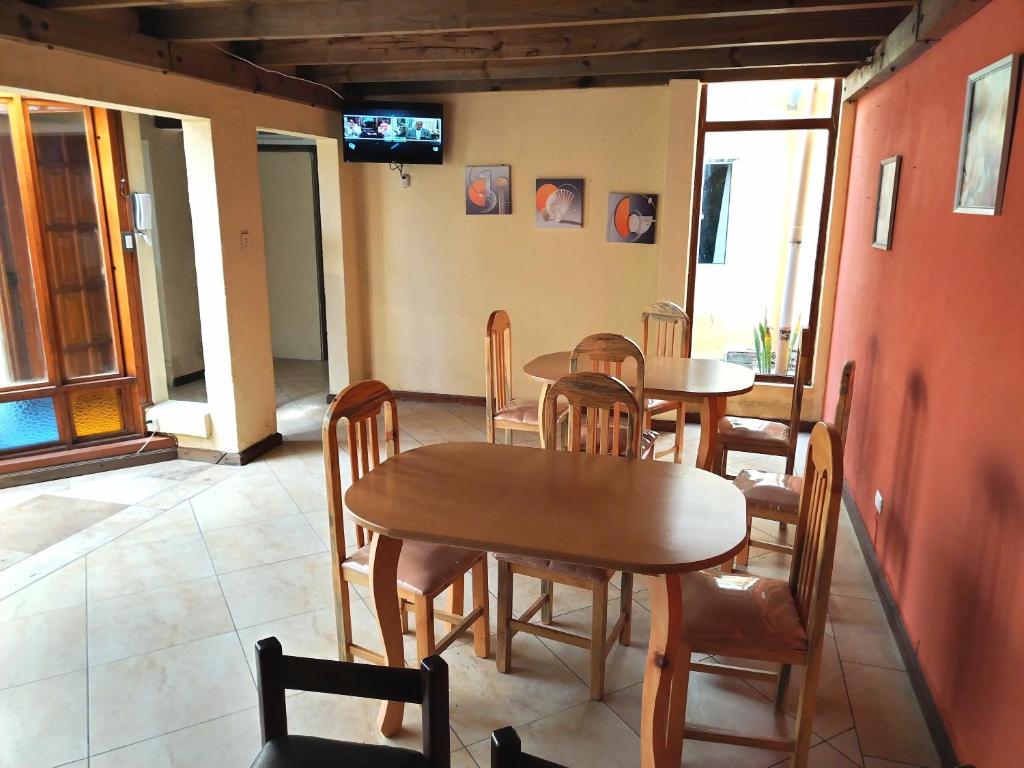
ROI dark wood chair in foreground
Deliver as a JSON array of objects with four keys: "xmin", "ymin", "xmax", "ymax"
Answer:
[
  {"xmin": 250, "ymin": 637, "xmax": 449, "ymax": 768},
  {"xmin": 490, "ymin": 726, "xmax": 567, "ymax": 768},
  {"xmin": 323, "ymin": 380, "xmax": 489, "ymax": 665},
  {"xmin": 495, "ymin": 371, "xmax": 638, "ymax": 700},
  {"xmin": 733, "ymin": 360, "xmax": 855, "ymax": 566},
  {"xmin": 715, "ymin": 327, "xmax": 813, "ymax": 477},
  {"xmin": 679, "ymin": 421, "xmax": 844, "ymax": 768}
]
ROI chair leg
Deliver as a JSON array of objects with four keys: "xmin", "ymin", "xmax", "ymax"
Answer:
[
  {"xmin": 485, "ymin": 417, "xmax": 495, "ymax": 444},
  {"xmin": 496, "ymin": 560, "xmax": 513, "ymax": 674},
  {"xmin": 775, "ymin": 663, "xmax": 792, "ymax": 712},
  {"xmin": 540, "ymin": 579, "xmax": 554, "ymax": 623},
  {"xmin": 590, "ymin": 581, "xmax": 608, "ymax": 700},
  {"xmin": 471, "ymin": 558, "xmax": 490, "ymax": 659},
  {"xmin": 619, "ymin": 572, "xmax": 633, "ymax": 646},
  {"xmin": 792, "ymin": 664, "xmax": 819, "ymax": 768},
  {"xmin": 505, "ymin": 430, "xmax": 513, "ymax": 445},
  {"xmin": 414, "ymin": 594, "xmax": 435, "ymax": 660},
  {"xmin": 738, "ymin": 513, "xmax": 752, "ymax": 567},
  {"xmin": 445, "ymin": 577, "xmax": 464, "ymax": 634},
  {"xmin": 673, "ymin": 405, "xmax": 684, "ymax": 464},
  {"xmin": 335, "ymin": 578, "xmax": 355, "ymax": 663}
]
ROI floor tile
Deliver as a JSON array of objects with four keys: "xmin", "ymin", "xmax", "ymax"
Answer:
[
  {"xmin": 843, "ymin": 662, "xmax": 939, "ymax": 768},
  {"xmin": 236, "ymin": 607, "xmax": 339, "ymax": 681},
  {"xmin": 89, "ymin": 706, "xmax": 261, "ymax": 768},
  {"xmin": 467, "ymin": 701, "xmax": 640, "ymax": 767},
  {"xmin": 0, "ymin": 548, "xmax": 30, "ymax": 571},
  {"xmin": 0, "ymin": 603, "xmax": 85, "ymax": 689},
  {"xmin": 89, "ymin": 632, "xmax": 256, "ymax": 754},
  {"xmin": 829, "ymin": 596, "xmax": 904, "ymax": 670},
  {"xmin": 59, "ymin": 474, "xmax": 175, "ymax": 505},
  {"xmin": 86, "ymin": 532, "xmax": 215, "ymax": 602},
  {"xmin": 0, "ymin": 494, "xmax": 125, "ymax": 554},
  {"xmin": 88, "ymin": 576, "xmax": 234, "ymax": 666},
  {"xmin": 112, "ymin": 503, "xmax": 199, "ymax": 547},
  {"xmin": 0, "ymin": 558, "xmax": 85, "ymax": 622},
  {"xmin": 190, "ymin": 464, "xmax": 300, "ymax": 532},
  {"xmin": 218, "ymin": 552, "xmax": 332, "ymax": 628},
  {"xmin": 829, "ymin": 541, "xmax": 881, "ymax": 602},
  {"xmin": 445, "ymin": 633, "xmax": 591, "ymax": 747},
  {"xmin": 798, "ymin": 741, "xmax": 861, "ymax": 767},
  {"xmin": 0, "ymin": 670, "xmax": 87, "ymax": 768},
  {"xmin": 203, "ymin": 514, "xmax": 324, "ymax": 573},
  {"xmin": 828, "ymin": 728, "xmax": 863, "ymax": 765}
]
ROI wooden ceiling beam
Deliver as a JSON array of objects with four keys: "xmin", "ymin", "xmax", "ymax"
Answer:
[
  {"xmin": 43, "ymin": 0, "xmax": 221, "ymax": 9},
  {"xmin": 254, "ymin": 8, "xmax": 909, "ymax": 66},
  {"xmin": 341, "ymin": 63, "xmax": 857, "ymax": 96},
  {"xmin": 843, "ymin": 0, "xmax": 993, "ymax": 100},
  {"xmin": 0, "ymin": 2, "xmax": 341, "ymax": 108},
  {"xmin": 152, "ymin": 0, "xmax": 916, "ymax": 42},
  {"xmin": 310, "ymin": 41, "xmax": 872, "ymax": 83}
]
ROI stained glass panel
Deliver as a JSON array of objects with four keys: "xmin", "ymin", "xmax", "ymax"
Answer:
[
  {"xmin": 70, "ymin": 387, "xmax": 122, "ymax": 437},
  {"xmin": 0, "ymin": 397, "xmax": 60, "ymax": 450}
]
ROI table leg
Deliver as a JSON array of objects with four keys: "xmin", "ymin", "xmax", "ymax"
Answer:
[
  {"xmin": 696, "ymin": 396, "xmax": 726, "ymax": 472},
  {"xmin": 640, "ymin": 573, "xmax": 688, "ymax": 767},
  {"xmin": 537, "ymin": 382, "xmax": 551, "ymax": 449},
  {"xmin": 369, "ymin": 533, "xmax": 405, "ymax": 736}
]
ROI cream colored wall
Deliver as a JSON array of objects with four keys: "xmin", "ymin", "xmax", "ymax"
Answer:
[
  {"xmin": 139, "ymin": 116, "xmax": 205, "ymax": 381},
  {"xmin": 351, "ymin": 86, "xmax": 680, "ymax": 399},
  {"xmin": 258, "ymin": 150, "xmax": 323, "ymax": 361},
  {"xmin": 0, "ymin": 37, "xmax": 356, "ymax": 452}
]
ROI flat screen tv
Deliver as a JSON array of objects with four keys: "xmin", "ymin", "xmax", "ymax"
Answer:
[{"xmin": 342, "ymin": 101, "xmax": 443, "ymax": 165}]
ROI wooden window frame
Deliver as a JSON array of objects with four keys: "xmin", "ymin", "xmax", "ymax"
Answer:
[
  {"xmin": 0, "ymin": 96, "xmax": 149, "ymax": 464},
  {"xmin": 684, "ymin": 79, "xmax": 842, "ymax": 386}
]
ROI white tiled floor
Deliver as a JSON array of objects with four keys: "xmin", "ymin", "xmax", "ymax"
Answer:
[{"xmin": 0, "ymin": 359, "xmax": 942, "ymax": 767}]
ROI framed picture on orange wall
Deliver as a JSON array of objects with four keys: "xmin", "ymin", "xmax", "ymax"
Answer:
[
  {"xmin": 872, "ymin": 155, "xmax": 901, "ymax": 250},
  {"xmin": 954, "ymin": 53, "xmax": 1020, "ymax": 215}
]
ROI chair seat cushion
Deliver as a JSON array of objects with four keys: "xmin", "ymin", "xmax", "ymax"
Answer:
[
  {"xmin": 495, "ymin": 553, "xmax": 613, "ymax": 583},
  {"xmin": 251, "ymin": 735, "xmax": 426, "ymax": 768},
  {"xmin": 343, "ymin": 540, "xmax": 483, "ymax": 597},
  {"xmin": 717, "ymin": 416, "xmax": 790, "ymax": 448},
  {"xmin": 494, "ymin": 399, "xmax": 542, "ymax": 426},
  {"xmin": 734, "ymin": 469, "xmax": 803, "ymax": 514},
  {"xmin": 681, "ymin": 570, "xmax": 807, "ymax": 658}
]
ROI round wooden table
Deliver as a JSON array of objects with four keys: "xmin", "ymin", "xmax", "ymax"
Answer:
[
  {"xmin": 346, "ymin": 441, "xmax": 747, "ymax": 768},
  {"xmin": 524, "ymin": 352, "xmax": 755, "ymax": 471}
]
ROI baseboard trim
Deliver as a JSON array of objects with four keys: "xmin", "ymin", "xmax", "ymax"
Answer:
[
  {"xmin": 842, "ymin": 482, "xmax": 960, "ymax": 768},
  {"xmin": 171, "ymin": 369, "xmax": 205, "ymax": 387},
  {"xmin": 0, "ymin": 443, "xmax": 177, "ymax": 488},
  {"xmin": 325, "ymin": 390, "xmax": 486, "ymax": 407},
  {"xmin": 178, "ymin": 432, "xmax": 283, "ymax": 467}
]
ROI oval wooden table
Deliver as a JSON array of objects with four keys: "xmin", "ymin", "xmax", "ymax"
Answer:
[
  {"xmin": 524, "ymin": 352, "xmax": 756, "ymax": 470},
  {"xmin": 345, "ymin": 441, "xmax": 746, "ymax": 768}
]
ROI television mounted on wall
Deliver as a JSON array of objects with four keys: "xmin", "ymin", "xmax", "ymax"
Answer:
[{"xmin": 342, "ymin": 101, "xmax": 443, "ymax": 165}]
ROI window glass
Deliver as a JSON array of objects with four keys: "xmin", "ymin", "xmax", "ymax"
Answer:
[
  {"xmin": 0, "ymin": 396, "xmax": 59, "ymax": 450},
  {"xmin": 706, "ymin": 79, "xmax": 834, "ymax": 122}
]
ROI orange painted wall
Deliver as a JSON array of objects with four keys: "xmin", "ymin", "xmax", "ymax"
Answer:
[{"xmin": 823, "ymin": 1, "xmax": 1024, "ymax": 765}]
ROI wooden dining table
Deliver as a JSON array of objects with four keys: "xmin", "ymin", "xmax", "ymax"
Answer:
[
  {"xmin": 524, "ymin": 352, "xmax": 756, "ymax": 470},
  {"xmin": 345, "ymin": 441, "xmax": 747, "ymax": 768}
]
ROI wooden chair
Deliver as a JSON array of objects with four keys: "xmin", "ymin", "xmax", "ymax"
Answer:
[
  {"xmin": 715, "ymin": 328, "xmax": 813, "ymax": 477},
  {"xmin": 569, "ymin": 333, "xmax": 657, "ymax": 459},
  {"xmin": 734, "ymin": 361, "xmax": 855, "ymax": 566},
  {"xmin": 323, "ymin": 380, "xmax": 489, "ymax": 665},
  {"xmin": 495, "ymin": 372, "xmax": 638, "ymax": 700},
  {"xmin": 678, "ymin": 421, "xmax": 844, "ymax": 768},
  {"xmin": 250, "ymin": 637, "xmax": 449, "ymax": 768},
  {"xmin": 640, "ymin": 301, "xmax": 691, "ymax": 463},
  {"xmin": 490, "ymin": 726, "xmax": 567, "ymax": 768},
  {"xmin": 486, "ymin": 310, "xmax": 542, "ymax": 445}
]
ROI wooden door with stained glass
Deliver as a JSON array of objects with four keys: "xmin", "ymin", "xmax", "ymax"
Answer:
[{"xmin": 0, "ymin": 96, "xmax": 146, "ymax": 463}]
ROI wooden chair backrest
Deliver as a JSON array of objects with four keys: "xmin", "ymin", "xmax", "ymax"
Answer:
[
  {"xmin": 786, "ymin": 328, "xmax": 814, "ymax": 450},
  {"xmin": 485, "ymin": 310, "xmax": 514, "ymax": 420},
  {"xmin": 322, "ymin": 379, "xmax": 399, "ymax": 552},
  {"xmin": 832, "ymin": 360, "xmax": 856, "ymax": 445},
  {"xmin": 543, "ymin": 371, "xmax": 641, "ymax": 458},
  {"xmin": 641, "ymin": 300, "xmax": 691, "ymax": 359},
  {"xmin": 788, "ymin": 421, "xmax": 844, "ymax": 644},
  {"xmin": 569, "ymin": 333, "xmax": 646, "ymax": 405}
]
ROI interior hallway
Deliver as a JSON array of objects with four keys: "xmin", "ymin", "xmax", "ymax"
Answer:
[{"xmin": 0, "ymin": 360, "xmax": 939, "ymax": 768}]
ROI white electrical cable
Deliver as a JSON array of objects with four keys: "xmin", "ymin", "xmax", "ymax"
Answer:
[{"xmin": 209, "ymin": 43, "xmax": 345, "ymax": 102}]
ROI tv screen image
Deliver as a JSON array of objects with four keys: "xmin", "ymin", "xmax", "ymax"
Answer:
[{"xmin": 342, "ymin": 102, "xmax": 443, "ymax": 165}]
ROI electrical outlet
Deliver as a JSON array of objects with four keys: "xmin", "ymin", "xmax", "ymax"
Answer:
[{"xmin": 874, "ymin": 490, "xmax": 884, "ymax": 515}]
